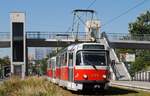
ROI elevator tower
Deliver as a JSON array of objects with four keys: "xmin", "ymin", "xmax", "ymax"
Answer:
[{"xmin": 10, "ymin": 12, "xmax": 26, "ymax": 78}]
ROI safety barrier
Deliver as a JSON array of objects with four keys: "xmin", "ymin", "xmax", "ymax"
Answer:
[
  {"xmin": 106, "ymin": 33, "xmax": 150, "ymax": 41},
  {"xmin": 132, "ymin": 71, "xmax": 150, "ymax": 82}
]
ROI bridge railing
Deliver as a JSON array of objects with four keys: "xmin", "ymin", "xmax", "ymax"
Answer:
[
  {"xmin": 132, "ymin": 71, "xmax": 150, "ymax": 82},
  {"xmin": 106, "ymin": 33, "xmax": 150, "ymax": 41},
  {"xmin": 0, "ymin": 32, "xmax": 10, "ymax": 40},
  {"xmin": 1, "ymin": 32, "xmax": 150, "ymax": 42},
  {"xmin": 26, "ymin": 31, "xmax": 88, "ymax": 41}
]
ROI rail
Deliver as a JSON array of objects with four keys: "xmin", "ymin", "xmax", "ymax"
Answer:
[
  {"xmin": 0, "ymin": 32, "xmax": 10, "ymax": 40},
  {"xmin": 106, "ymin": 33, "xmax": 150, "ymax": 41},
  {"xmin": 1, "ymin": 32, "xmax": 150, "ymax": 41},
  {"xmin": 26, "ymin": 31, "xmax": 88, "ymax": 41}
]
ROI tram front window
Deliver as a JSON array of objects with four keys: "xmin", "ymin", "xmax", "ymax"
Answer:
[{"xmin": 76, "ymin": 51, "xmax": 106, "ymax": 66}]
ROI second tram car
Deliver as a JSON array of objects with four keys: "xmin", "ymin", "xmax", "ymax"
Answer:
[{"xmin": 47, "ymin": 43, "xmax": 110, "ymax": 91}]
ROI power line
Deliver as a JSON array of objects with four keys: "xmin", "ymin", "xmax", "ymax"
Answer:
[
  {"xmin": 102, "ymin": 0, "xmax": 148, "ymax": 27},
  {"xmin": 87, "ymin": 0, "xmax": 97, "ymax": 9},
  {"xmin": 76, "ymin": 14, "xmax": 87, "ymax": 27}
]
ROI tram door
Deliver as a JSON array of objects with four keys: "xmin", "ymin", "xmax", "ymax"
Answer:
[
  {"xmin": 68, "ymin": 52, "xmax": 73, "ymax": 82},
  {"xmin": 106, "ymin": 51, "xmax": 110, "ymax": 65},
  {"xmin": 52, "ymin": 58, "xmax": 56, "ymax": 79}
]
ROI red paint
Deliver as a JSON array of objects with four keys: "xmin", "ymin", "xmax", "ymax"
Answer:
[
  {"xmin": 74, "ymin": 68, "xmax": 109, "ymax": 81},
  {"xmin": 60, "ymin": 67, "xmax": 69, "ymax": 80},
  {"xmin": 55, "ymin": 68, "xmax": 60, "ymax": 79},
  {"xmin": 47, "ymin": 69, "xmax": 53, "ymax": 78}
]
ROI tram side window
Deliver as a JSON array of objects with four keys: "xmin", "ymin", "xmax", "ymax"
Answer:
[
  {"xmin": 68, "ymin": 53, "xmax": 73, "ymax": 66},
  {"xmin": 63, "ymin": 52, "xmax": 67, "ymax": 66},
  {"xmin": 56, "ymin": 56, "xmax": 59, "ymax": 67},
  {"xmin": 76, "ymin": 52, "xmax": 81, "ymax": 65},
  {"xmin": 60, "ymin": 54, "xmax": 64, "ymax": 66},
  {"xmin": 47, "ymin": 60, "xmax": 50, "ymax": 68},
  {"xmin": 61, "ymin": 53, "xmax": 67, "ymax": 66},
  {"xmin": 49, "ymin": 60, "xmax": 52, "ymax": 68},
  {"xmin": 56, "ymin": 57, "xmax": 58, "ymax": 67},
  {"xmin": 52, "ymin": 60, "xmax": 55, "ymax": 69}
]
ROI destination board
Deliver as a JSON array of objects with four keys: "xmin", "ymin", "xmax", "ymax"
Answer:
[{"xmin": 83, "ymin": 44, "xmax": 104, "ymax": 49}]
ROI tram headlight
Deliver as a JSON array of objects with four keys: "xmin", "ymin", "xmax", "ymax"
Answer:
[
  {"xmin": 102, "ymin": 75, "xmax": 107, "ymax": 79},
  {"xmin": 83, "ymin": 74, "xmax": 88, "ymax": 79}
]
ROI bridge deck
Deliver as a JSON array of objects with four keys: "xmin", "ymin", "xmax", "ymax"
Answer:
[{"xmin": 0, "ymin": 32, "xmax": 149, "ymax": 48}]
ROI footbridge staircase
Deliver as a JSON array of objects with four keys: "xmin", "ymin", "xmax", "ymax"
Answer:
[{"xmin": 99, "ymin": 33, "xmax": 132, "ymax": 81}]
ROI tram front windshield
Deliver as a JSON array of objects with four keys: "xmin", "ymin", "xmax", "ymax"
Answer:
[{"xmin": 76, "ymin": 51, "xmax": 106, "ymax": 66}]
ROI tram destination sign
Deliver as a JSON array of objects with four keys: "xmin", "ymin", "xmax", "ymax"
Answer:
[{"xmin": 83, "ymin": 45, "xmax": 104, "ymax": 50}]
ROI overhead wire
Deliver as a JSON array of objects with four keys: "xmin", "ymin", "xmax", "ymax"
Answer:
[
  {"xmin": 67, "ymin": 0, "xmax": 148, "ymax": 33},
  {"xmin": 101, "ymin": 0, "xmax": 148, "ymax": 27},
  {"xmin": 87, "ymin": 0, "xmax": 97, "ymax": 9}
]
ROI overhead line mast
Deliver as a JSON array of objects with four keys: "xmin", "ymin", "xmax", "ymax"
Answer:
[{"xmin": 71, "ymin": 9, "xmax": 100, "ymax": 42}]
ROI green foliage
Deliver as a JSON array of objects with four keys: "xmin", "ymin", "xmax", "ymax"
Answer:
[
  {"xmin": 0, "ymin": 56, "xmax": 10, "ymax": 66},
  {"xmin": 35, "ymin": 58, "xmax": 48, "ymax": 75},
  {"xmin": 130, "ymin": 51, "xmax": 150, "ymax": 76},
  {"xmin": 0, "ymin": 56, "xmax": 10, "ymax": 77},
  {"xmin": 40, "ymin": 59, "xmax": 48, "ymax": 75},
  {"xmin": 126, "ymin": 10, "xmax": 150, "ymax": 75},
  {"xmin": 130, "ymin": 57, "xmax": 144, "ymax": 76},
  {"xmin": 129, "ymin": 11, "xmax": 150, "ymax": 34},
  {"xmin": 48, "ymin": 50, "xmax": 57, "ymax": 58},
  {"xmin": 116, "ymin": 48, "xmax": 135, "ymax": 54}
]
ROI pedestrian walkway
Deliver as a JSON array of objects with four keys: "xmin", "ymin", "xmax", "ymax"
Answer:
[{"xmin": 110, "ymin": 81, "xmax": 150, "ymax": 90}]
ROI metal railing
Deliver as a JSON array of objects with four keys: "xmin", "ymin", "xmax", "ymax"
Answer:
[
  {"xmin": 1, "ymin": 31, "xmax": 150, "ymax": 41},
  {"xmin": 26, "ymin": 31, "xmax": 88, "ymax": 41},
  {"xmin": 132, "ymin": 71, "xmax": 150, "ymax": 82},
  {"xmin": 106, "ymin": 33, "xmax": 150, "ymax": 41},
  {"xmin": 0, "ymin": 32, "xmax": 10, "ymax": 40},
  {"xmin": 0, "ymin": 31, "xmax": 88, "ymax": 41}
]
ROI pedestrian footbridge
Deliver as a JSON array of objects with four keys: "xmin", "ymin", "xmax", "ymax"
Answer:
[
  {"xmin": 0, "ymin": 32, "xmax": 91, "ymax": 47},
  {"xmin": 100, "ymin": 32, "xmax": 150, "ymax": 81},
  {"xmin": 103, "ymin": 32, "xmax": 150, "ymax": 49},
  {"xmin": 0, "ymin": 31, "xmax": 150, "ymax": 81},
  {"xmin": 0, "ymin": 31, "xmax": 149, "ymax": 48}
]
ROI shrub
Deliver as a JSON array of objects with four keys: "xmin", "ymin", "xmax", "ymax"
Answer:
[{"xmin": 0, "ymin": 76, "xmax": 57, "ymax": 96}]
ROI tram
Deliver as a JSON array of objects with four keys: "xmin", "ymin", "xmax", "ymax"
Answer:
[{"xmin": 47, "ymin": 43, "xmax": 110, "ymax": 91}]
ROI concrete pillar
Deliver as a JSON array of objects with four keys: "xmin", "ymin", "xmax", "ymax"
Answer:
[{"xmin": 10, "ymin": 12, "xmax": 26, "ymax": 79}]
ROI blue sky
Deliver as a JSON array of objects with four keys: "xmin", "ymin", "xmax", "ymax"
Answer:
[{"xmin": 0, "ymin": 0, "xmax": 150, "ymax": 57}]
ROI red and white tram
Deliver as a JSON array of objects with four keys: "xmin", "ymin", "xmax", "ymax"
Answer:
[{"xmin": 47, "ymin": 43, "xmax": 110, "ymax": 91}]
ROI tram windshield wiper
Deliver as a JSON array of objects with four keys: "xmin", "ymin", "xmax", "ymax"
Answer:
[
  {"xmin": 91, "ymin": 63, "xmax": 97, "ymax": 70},
  {"xmin": 85, "ymin": 60, "xmax": 97, "ymax": 70}
]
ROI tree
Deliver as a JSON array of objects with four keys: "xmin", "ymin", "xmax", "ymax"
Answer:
[
  {"xmin": 35, "ymin": 56, "xmax": 48, "ymax": 75},
  {"xmin": 130, "ymin": 51, "xmax": 150, "ymax": 76},
  {"xmin": 2, "ymin": 56, "xmax": 10, "ymax": 65},
  {"xmin": 127, "ymin": 11, "xmax": 150, "ymax": 74},
  {"xmin": 0, "ymin": 56, "xmax": 10, "ymax": 78},
  {"xmin": 129, "ymin": 11, "xmax": 150, "ymax": 34}
]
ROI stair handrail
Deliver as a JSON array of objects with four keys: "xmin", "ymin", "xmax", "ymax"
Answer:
[
  {"xmin": 111, "ymin": 62, "xmax": 121, "ymax": 80},
  {"xmin": 100, "ymin": 32, "xmax": 116, "ymax": 80},
  {"xmin": 101, "ymin": 32, "xmax": 131, "ymax": 80},
  {"xmin": 121, "ymin": 62, "xmax": 132, "ymax": 80}
]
